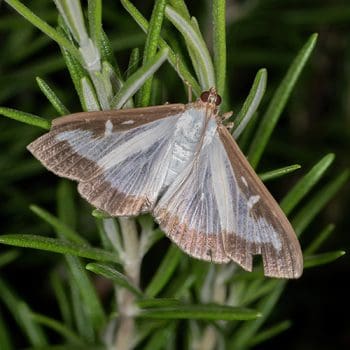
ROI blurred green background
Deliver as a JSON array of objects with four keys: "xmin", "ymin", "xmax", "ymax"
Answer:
[{"xmin": 0, "ymin": 0, "xmax": 349, "ymax": 349}]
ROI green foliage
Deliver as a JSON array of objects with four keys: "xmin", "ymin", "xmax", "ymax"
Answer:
[
  {"xmin": 0, "ymin": 234, "xmax": 118, "ymax": 262},
  {"xmin": 36, "ymin": 77, "xmax": 70, "ymax": 116},
  {"xmin": 248, "ymin": 33, "xmax": 318, "ymax": 169},
  {"xmin": 233, "ymin": 68, "xmax": 267, "ymax": 138},
  {"xmin": 0, "ymin": 107, "xmax": 51, "ymax": 129},
  {"xmin": 145, "ymin": 245, "xmax": 182, "ymax": 298},
  {"xmin": 280, "ymin": 153, "xmax": 335, "ymax": 215},
  {"xmin": 258, "ymin": 164, "xmax": 301, "ymax": 182},
  {"xmin": 86, "ymin": 262, "xmax": 143, "ymax": 297},
  {"xmin": 0, "ymin": 1, "xmax": 348, "ymax": 349},
  {"xmin": 111, "ymin": 47, "xmax": 169, "ymax": 108},
  {"xmin": 137, "ymin": 0, "xmax": 167, "ymax": 106},
  {"xmin": 212, "ymin": 0, "xmax": 227, "ymax": 97},
  {"xmin": 137, "ymin": 303, "xmax": 260, "ymax": 321}
]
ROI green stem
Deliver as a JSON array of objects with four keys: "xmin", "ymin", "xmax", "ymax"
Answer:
[
  {"xmin": 114, "ymin": 217, "xmax": 140, "ymax": 350},
  {"xmin": 212, "ymin": 0, "xmax": 227, "ymax": 96},
  {"xmin": 138, "ymin": 0, "xmax": 167, "ymax": 107}
]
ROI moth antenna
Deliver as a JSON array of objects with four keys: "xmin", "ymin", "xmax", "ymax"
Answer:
[
  {"xmin": 175, "ymin": 55, "xmax": 193, "ymax": 102},
  {"xmin": 186, "ymin": 81, "xmax": 193, "ymax": 103},
  {"xmin": 225, "ymin": 122, "xmax": 234, "ymax": 132}
]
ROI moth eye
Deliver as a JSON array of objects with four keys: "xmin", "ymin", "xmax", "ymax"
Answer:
[
  {"xmin": 200, "ymin": 91, "xmax": 210, "ymax": 103},
  {"xmin": 215, "ymin": 94, "xmax": 222, "ymax": 106}
]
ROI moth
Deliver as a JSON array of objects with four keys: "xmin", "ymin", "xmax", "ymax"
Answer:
[{"xmin": 28, "ymin": 88, "xmax": 303, "ymax": 278}]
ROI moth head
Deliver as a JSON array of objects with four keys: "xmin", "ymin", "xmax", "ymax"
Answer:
[{"xmin": 200, "ymin": 87, "xmax": 222, "ymax": 107}]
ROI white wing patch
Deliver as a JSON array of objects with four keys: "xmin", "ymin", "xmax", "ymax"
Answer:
[
  {"xmin": 241, "ymin": 176, "xmax": 248, "ymax": 187},
  {"xmin": 247, "ymin": 195, "xmax": 260, "ymax": 209},
  {"xmin": 211, "ymin": 135, "xmax": 281, "ymax": 250},
  {"xmin": 104, "ymin": 120, "xmax": 113, "ymax": 136},
  {"xmin": 121, "ymin": 120, "xmax": 135, "ymax": 125},
  {"xmin": 211, "ymin": 136, "xmax": 281, "ymax": 250},
  {"xmin": 154, "ymin": 129, "xmax": 282, "ymax": 266},
  {"xmin": 55, "ymin": 115, "xmax": 179, "ymax": 210}
]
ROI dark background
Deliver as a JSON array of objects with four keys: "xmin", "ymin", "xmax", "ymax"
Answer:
[{"xmin": 0, "ymin": 1, "xmax": 349, "ymax": 349}]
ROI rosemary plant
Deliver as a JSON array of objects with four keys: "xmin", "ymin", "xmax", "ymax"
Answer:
[{"xmin": 0, "ymin": 1, "xmax": 348, "ymax": 349}]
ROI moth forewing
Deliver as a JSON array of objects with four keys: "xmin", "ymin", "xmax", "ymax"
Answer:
[
  {"xmin": 218, "ymin": 125, "xmax": 303, "ymax": 278},
  {"xmin": 27, "ymin": 103, "xmax": 186, "ymax": 216}
]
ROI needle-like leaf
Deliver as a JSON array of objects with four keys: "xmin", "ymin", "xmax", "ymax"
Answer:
[
  {"xmin": 138, "ymin": 303, "xmax": 261, "ymax": 321},
  {"xmin": 121, "ymin": 0, "xmax": 201, "ymax": 95},
  {"xmin": 145, "ymin": 245, "xmax": 182, "ymax": 298},
  {"xmin": 212, "ymin": 0, "xmax": 227, "ymax": 96},
  {"xmin": 165, "ymin": 5, "xmax": 215, "ymax": 89},
  {"xmin": 86, "ymin": 262, "xmax": 143, "ymax": 297},
  {"xmin": 0, "ymin": 234, "xmax": 118, "ymax": 262},
  {"xmin": 111, "ymin": 48, "xmax": 168, "ymax": 109},
  {"xmin": 0, "ymin": 107, "xmax": 50, "ymax": 130},
  {"xmin": 248, "ymin": 34, "xmax": 318, "ymax": 169},
  {"xmin": 281, "ymin": 153, "xmax": 335, "ymax": 215},
  {"xmin": 36, "ymin": 77, "xmax": 70, "ymax": 116},
  {"xmin": 233, "ymin": 68, "xmax": 267, "ymax": 138},
  {"xmin": 30, "ymin": 312, "xmax": 84, "ymax": 345},
  {"xmin": 259, "ymin": 164, "xmax": 301, "ymax": 182},
  {"xmin": 138, "ymin": 0, "xmax": 167, "ymax": 107},
  {"xmin": 292, "ymin": 170, "xmax": 349, "ymax": 236},
  {"xmin": 304, "ymin": 251, "xmax": 345, "ymax": 268}
]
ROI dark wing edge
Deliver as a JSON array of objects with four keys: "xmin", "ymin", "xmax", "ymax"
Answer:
[
  {"xmin": 27, "ymin": 104, "xmax": 185, "ymax": 217},
  {"xmin": 218, "ymin": 125, "xmax": 303, "ymax": 279},
  {"xmin": 28, "ymin": 104, "xmax": 185, "ymax": 180}
]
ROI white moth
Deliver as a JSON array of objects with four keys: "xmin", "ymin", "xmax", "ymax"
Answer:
[{"xmin": 27, "ymin": 88, "xmax": 303, "ymax": 278}]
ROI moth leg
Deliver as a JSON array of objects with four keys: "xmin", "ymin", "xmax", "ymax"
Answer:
[
  {"xmin": 225, "ymin": 122, "xmax": 234, "ymax": 132},
  {"xmin": 216, "ymin": 111, "xmax": 232, "ymax": 123},
  {"xmin": 221, "ymin": 111, "xmax": 233, "ymax": 121},
  {"xmin": 216, "ymin": 111, "xmax": 234, "ymax": 132},
  {"xmin": 219, "ymin": 112, "xmax": 234, "ymax": 132}
]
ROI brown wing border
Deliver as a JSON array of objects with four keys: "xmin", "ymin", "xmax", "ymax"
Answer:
[
  {"xmin": 218, "ymin": 125, "xmax": 303, "ymax": 278},
  {"xmin": 27, "ymin": 103, "xmax": 186, "ymax": 198},
  {"xmin": 52, "ymin": 104, "xmax": 185, "ymax": 130}
]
